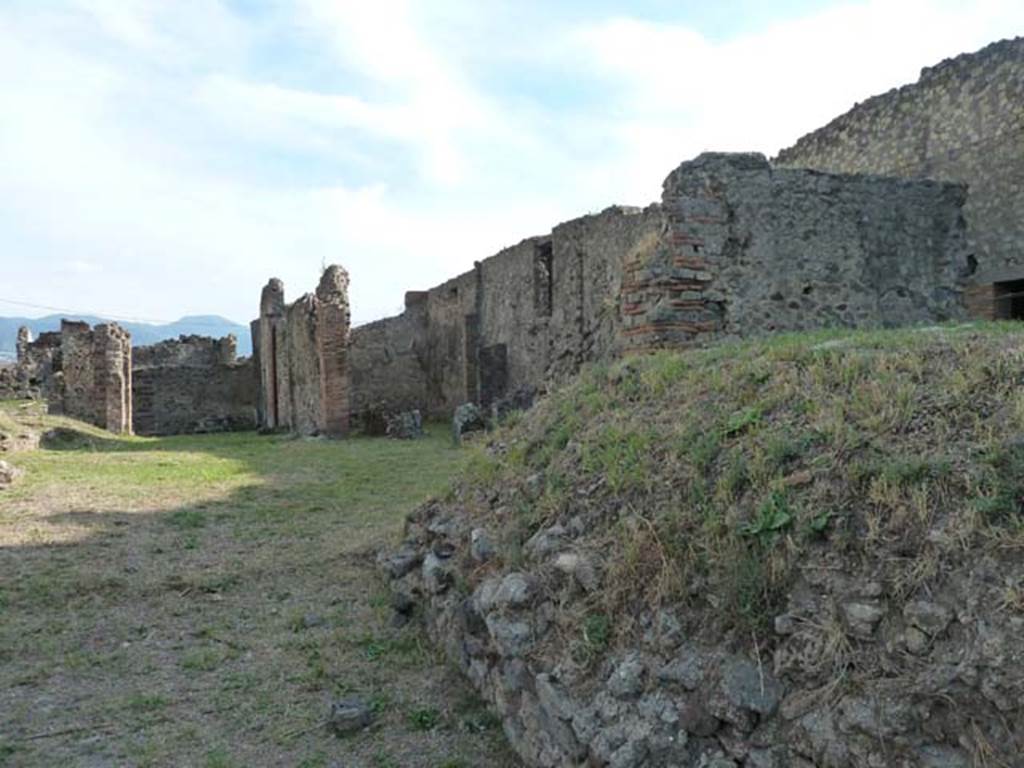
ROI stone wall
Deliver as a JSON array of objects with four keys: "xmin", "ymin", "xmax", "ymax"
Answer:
[
  {"xmin": 0, "ymin": 364, "xmax": 33, "ymax": 401},
  {"xmin": 346, "ymin": 207, "xmax": 666, "ymax": 421},
  {"xmin": 132, "ymin": 335, "xmax": 257, "ymax": 436},
  {"xmin": 1, "ymin": 328, "xmax": 61, "ymax": 400},
  {"xmin": 776, "ymin": 37, "xmax": 1024, "ymax": 317},
  {"xmin": 349, "ymin": 292, "xmax": 429, "ymax": 417},
  {"xmin": 345, "ymin": 153, "xmax": 968, "ymax": 421},
  {"xmin": 625, "ymin": 153, "xmax": 969, "ymax": 348},
  {"xmin": 33, "ymin": 320, "xmax": 133, "ymax": 434},
  {"xmin": 254, "ymin": 266, "xmax": 352, "ymax": 437}
]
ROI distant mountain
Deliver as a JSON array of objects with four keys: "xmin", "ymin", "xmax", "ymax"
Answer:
[{"xmin": 0, "ymin": 314, "xmax": 252, "ymax": 361}]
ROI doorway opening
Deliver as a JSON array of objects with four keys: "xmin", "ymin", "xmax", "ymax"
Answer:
[{"xmin": 993, "ymin": 279, "xmax": 1024, "ymax": 320}]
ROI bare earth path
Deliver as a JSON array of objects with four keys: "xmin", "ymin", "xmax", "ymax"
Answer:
[{"xmin": 0, "ymin": 402, "xmax": 517, "ymax": 768}]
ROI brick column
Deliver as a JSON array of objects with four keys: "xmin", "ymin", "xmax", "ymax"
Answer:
[{"xmin": 315, "ymin": 265, "xmax": 351, "ymax": 437}]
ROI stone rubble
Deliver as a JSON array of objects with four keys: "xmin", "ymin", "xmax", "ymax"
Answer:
[
  {"xmin": 381, "ymin": 497, "xmax": 1024, "ymax": 767},
  {"xmin": 452, "ymin": 402, "xmax": 486, "ymax": 444},
  {"xmin": 385, "ymin": 409, "xmax": 424, "ymax": 440}
]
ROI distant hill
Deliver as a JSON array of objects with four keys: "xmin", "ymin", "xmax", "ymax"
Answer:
[{"xmin": 0, "ymin": 314, "xmax": 252, "ymax": 361}]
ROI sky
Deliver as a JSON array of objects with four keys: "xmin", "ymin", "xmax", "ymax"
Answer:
[{"xmin": 2, "ymin": 1, "xmax": 1022, "ymax": 327}]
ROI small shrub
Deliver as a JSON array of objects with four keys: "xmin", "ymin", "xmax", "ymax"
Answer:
[
  {"xmin": 368, "ymin": 692, "xmax": 392, "ymax": 715},
  {"xmin": 408, "ymin": 706, "xmax": 441, "ymax": 731},
  {"xmin": 716, "ymin": 450, "xmax": 750, "ymax": 500},
  {"xmin": 724, "ymin": 406, "xmax": 762, "ymax": 436},
  {"xmin": 678, "ymin": 429, "xmax": 721, "ymax": 473},
  {"xmin": 581, "ymin": 426, "xmax": 654, "ymax": 492},
  {"xmin": 740, "ymin": 491, "xmax": 793, "ymax": 538},
  {"xmin": 181, "ymin": 648, "xmax": 221, "ymax": 672},
  {"xmin": 881, "ymin": 457, "xmax": 948, "ymax": 487},
  {"xmin": 582, "ymin": 613, "xmax": 611, "ymax": 650}
]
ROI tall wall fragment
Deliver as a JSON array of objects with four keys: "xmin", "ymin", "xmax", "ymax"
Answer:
[{"xmin": 254, "ymin": 266, "xmax": 352, "ymax": 437}]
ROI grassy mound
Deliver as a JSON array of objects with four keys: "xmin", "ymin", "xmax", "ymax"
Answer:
[{"xmin": 456, "ymin": 321, "xmax": 1024, "ymax": 659}]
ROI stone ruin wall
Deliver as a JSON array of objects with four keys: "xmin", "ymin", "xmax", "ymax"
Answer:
[
  {"xmin": 348, "ymin": 292, "xmax": 430, "ymax": 419},
  {"xmin": 7, "ymin": 324, "xmax": 253, "ymax": 436},
  {"xmin": 633, "ymin": 153, "xmax": 970, "ymax": 347},
  {"xmin": 347, "ymin": 206, "xmax": 666, "ymax": 421},
  {"xmin": 27, "ymin": 320, "xmax": 134, "ymax": 434},
  {"xmin": 345, "ymin": 152, "xmax": 969, "ymax": 423},
  {"xmin": 1, "ymin": 328, "xmax": 61, "ymax": 400},
  {"xmin": 253, "ymin": 266, "xmax": 352, "ymax": 437},
  {"xmin": 776, "ymin": 37, "xmax": 1024, "ymax": 320},
  {"xmin": 132, "ymin": 335, "xmax": 257, "ymax": 436}
]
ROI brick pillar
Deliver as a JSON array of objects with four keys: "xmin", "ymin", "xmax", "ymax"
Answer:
[
  {"xmin": 315, "ymin": 265, "xmax": 351, "ymax": 437},
  {"xmin": 93, "ymin": 323, "xmax": 132, "ymax": 434}
]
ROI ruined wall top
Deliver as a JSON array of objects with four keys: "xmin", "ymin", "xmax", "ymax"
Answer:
[
  {"xmin": 94, "ymin": 323, "xmax": 132, "ymax": 344},
  {"xmin": 61, "ymin": 319, "xmax": 92, "ymax": 336},
  {"xmin": 260, "ymin": 278, "xmax": 286, "ymax": 317},
  {"xmin": 133, "ymin": 334, "xmax": 239, "ymax": 369},
  {"xmin": 778, "ymin": 37, "xmax": 1023, "ymax": 163},
  {"xmin": 316, "ymin": 265, "xmax": 350, "ymax": 304}
]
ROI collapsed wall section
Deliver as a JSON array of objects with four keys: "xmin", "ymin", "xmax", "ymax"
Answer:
[
  {"xmin": 132, "ymin": 335, "xmax": 256, "ymax": 436},
  {"xmin": 776, "ymin": 37, "xmax": 1024, "ymax": 318}
]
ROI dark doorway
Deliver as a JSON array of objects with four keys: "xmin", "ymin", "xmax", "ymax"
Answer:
[
  {"xmin": 534, "ymin": 242, "xmax": 553, "ymax": 317},
  {"xmin": 993, "ymin": 279, "xmax": 1024, "ymax": 320},
  {"xmin": 479, "ymin": 343, "xmax": 509, "ymax": 409}
]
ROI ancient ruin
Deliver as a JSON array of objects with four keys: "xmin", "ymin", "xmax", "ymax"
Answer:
[
  {"xmin": 132, "ymin": 335, "xmax": 257, "ymax": 436},
  {"xmin": 1, "ymin": 328, "xmax": 48, "ymax": 400},
  {"xmin": 252, "ymin": 265, "xmax": 352, "ymax": 437},
  {"xmin": 777, "ymin": 36, "xmax": 1024, "ymax": 320},
  {"xmin": 15, "ymin": 320, "xmax": 134, "ymax": 434},
  {"xmin": 7, "ymin": 37, "xmax": 1022, "ymax": 439},
  {"xmin": 9, "ymin": 322, "xmax": 256, "ymax": 437},
  {"xmin": 338, "ymin": 152, "xmax": 969, "ymax": 424}
]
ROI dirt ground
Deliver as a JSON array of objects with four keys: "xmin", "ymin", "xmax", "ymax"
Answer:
[{"xmin": 0, "ymin": 401, "xmax": 518, "ymax": 768}]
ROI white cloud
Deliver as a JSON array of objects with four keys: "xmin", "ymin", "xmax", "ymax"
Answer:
[
  {"xmin": 1, "ymin": 0, "xmax": 1022, "ymax": 331},
  {"xmin": 568, "ymin": 0, "xmax": 1024, "ymax": 200}
]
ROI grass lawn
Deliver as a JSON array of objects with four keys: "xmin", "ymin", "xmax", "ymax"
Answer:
[{"xmin": 0, "ymin": 401, "xmax": 517, "ymax": 767}]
